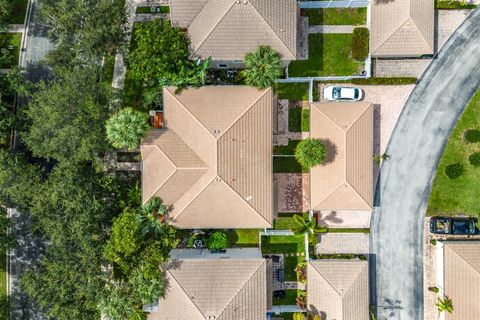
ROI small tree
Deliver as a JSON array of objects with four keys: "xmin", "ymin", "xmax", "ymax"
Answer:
[
  {"xmin": 207, "ymin": 231, "xmax": 228, "ymax": 250},
  {"xmin": 292, "ymin": 214, "xmax": 327, "ymax": 236},
  {"xmin": 241, "ymin": 46, "xmax": 283, "ymax": 89},
  {"xmin": 294, "ymin": 262, "xmax": 307, "ymax": 284},
  {"xmin": 436, "ymin": 296, "xmax": 453, "ymax": 316},
  {"xmin": 137, "ymin": 197, "xmax": 168, "ymax": 235},
  {"xmin": 106, "ymin": 107, "xmax": 150, "ymax": 151},
  {"xmin": 295, "ymin": 138, "xmax": 327, "ymax": 168}
]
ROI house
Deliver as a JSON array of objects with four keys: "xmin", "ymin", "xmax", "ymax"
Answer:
[
  {"xmin": 140, "ymin": 86, "xmax": 274, "ymax": 229},
  {"xmin": 169, "ymin": 0, "xmax": 299, "ymax": 68},
  {"xmin": 307, "ymin": 259, "xmax": 369, "ymax": 320},
  {"xmin": 436, "ymin": 241, "xmax": 480, "ymax": 320},
  {"xmin": 147, "ymin": 248, "xmax": 272, "ymax": 320},
  {"xmin": 309, "ymin": 102, "xmax": 374, "ymax": 212},
  {"xmin": 371, "ymin": 0, "xmax": 434, "ymax": 58}
]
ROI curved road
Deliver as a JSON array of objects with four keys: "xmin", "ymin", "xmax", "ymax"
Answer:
[{"xmin": 371, "ymin": 8, "xmax": 480, "ymax": 320}]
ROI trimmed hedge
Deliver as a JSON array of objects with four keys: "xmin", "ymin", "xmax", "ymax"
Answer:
[
  {"xmin": 445, "ymin": 163, "xmax": 464, "ymax": 179},
  {"xmin": 469, "ymin": 152, "xmax": 480, "ymax": 166},
  {"xmin": 351, "ymin": 27, "xmax": 369, "ymax": 61},
  {"xmin": 315, "ymin": 78, "xmax": 418, "ymax": 86},
  {"xmin": 435, "ymin": 1, "xmax": 477, "ymax": 9},
  {"xmin": 464, "ymin": 129, "xmax": 480, "ymax": 143}
]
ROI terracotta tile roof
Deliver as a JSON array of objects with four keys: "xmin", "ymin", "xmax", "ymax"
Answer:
[
  {"xmin": 371, "ymin": 0, "xmax": 434, "ymax": 57},
  {"xmin": 148, "ymin": 258, "xmax": 268, "ymax": 320},
  {"xmin": 309, "ymin": 102, "xmax": 373, "ymax": 211},
  {"xmin": 307, "ymin": 260, "xmax": 369, "ymax": 320},
  {"xmin": 170, "ymin": 0, "xmax": 298, "ymax": 60},
  {"xmin": 141, "ymin": 86, "xmax": 273, "ymax": 229},
  {"xmin": 444, "ymin": 241, "xmax": 480, "ymax": 320}
]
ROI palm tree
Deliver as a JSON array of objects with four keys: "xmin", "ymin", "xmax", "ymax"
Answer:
[
  {"xmin": 106, "ymin": 107, "xmax": 150, "ymax": 151},
  {"xmin": 292, "ymin": 214, "xmax": 327, "ymax": 236},
  {"xmin": 137, "ymin": 197, "xmax": 167, "ymax": 235},
  {"xmin": 436, "ymin": 296, "xmax": 453, "ymax": 317},
  {"xmin": 241, "ymin": 46, "xmax": 283, "ymax": 89}
]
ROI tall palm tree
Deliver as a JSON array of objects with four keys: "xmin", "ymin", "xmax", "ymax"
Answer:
[
  {"xmin": 106, "ymin": 107, "xmax": 150, "ymax": 151},
  {"xmin": 137, "ymin": 197, "xmax": 167, "ymax": 235},
  {"xmin": 436, "ymin": 296, "xmax": 453, "ymax": 317},
  {"xmin": 292, "ymin": 214, "xmax": 327, "ymax": 236},
  {"xmin": 241, "ymin": 46, "xmax": 283, "ymax": 89}
]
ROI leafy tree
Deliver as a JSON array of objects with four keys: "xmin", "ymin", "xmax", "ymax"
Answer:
[
  {"xmin": 292, "ymin": 214, "xmax": 327, "ymax": 236},
  {"xmin": 0, "ymin": 207, "xmax": 16, "ymax": 249},
  {"xmin": 99, "ymin": 283, "xmax": 145, "ymax": 320},
  {"xmin": 0, "ymin": 0, "xmax": 11, "ymax": 32},
  {"xmin": 295, "ymin": 138, "xmax": 327, "ymax": 168},
  {"xmin": 0, "ymin": 293, "xmax": 10, "ymax": 320},
  {"xmin": 40, "ymin": 0, "xmax": 127, "ymax": 66},
  {"xmin": 106, "ymin": 107, "xmax": 150, "ymax": 150},
  {"xmin": 127, "ymin": 19, "xmax": 210, "ymax": 93},
  {"xmin": 436, "ymin": 296, "xmax": 453, "ymax": 315},
  {"xmin": 241, "ymin": 46, "xmax": 283, "ymax": 89},
  {"xmin": 207, "ymin": 231, "xmax": 228, "ymax": 250},
  {"xmin": 129, "ymin": 264, "xmax": 164, "ymax": 305},
  {"xmin": 23, "ymin": 67, "xmax": 112, "ymax": 163}
]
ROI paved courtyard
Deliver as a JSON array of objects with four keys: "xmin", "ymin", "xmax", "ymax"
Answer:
[
  {"xmin": 316, "ymin": 210, "xmax": 371, "ymax": 228},
  {"xmin": 315, "ymin": 233, "xmax": 369, "ymax": 254},
  {"xmin": 275, "ymin": 173, "xmax": 309, "ymax": 213}
]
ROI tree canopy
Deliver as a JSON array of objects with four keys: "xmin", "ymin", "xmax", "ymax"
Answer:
[
  {"xmin": 106, "ymin": 107, "xmax": 150, "ymax": 151},
  {"xmin": 295, "ymin": 138, "xmax": 327, "ymax": 168},
  {"xmin": 241, "ymin": 46, "xmax": 283, "ymax": 89}
]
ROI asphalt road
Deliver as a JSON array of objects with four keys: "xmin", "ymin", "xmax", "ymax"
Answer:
[{"xmin": 370, "ymin": 8, "xmax": 480, "ymax": 320}]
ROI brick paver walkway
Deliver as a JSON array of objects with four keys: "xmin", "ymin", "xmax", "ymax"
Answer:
[
  {"xmin": 374, "ymin": 59, "xmax": 431, "ymax": 78},
  {"xmin": 315, "ymin": 233, "xmax": 369, "ymax": 254},
  {"xmin": 308, "ymin": 25, "xmax": 355, "ymax": 33},
  {"xmin": 274, "ymin": 173, "xmax": 310, "ymax": 213}
]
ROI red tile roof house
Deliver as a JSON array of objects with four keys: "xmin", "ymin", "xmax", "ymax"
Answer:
[
  {"xmin": 141, "ymin": 86, "xmax": 274, "ymax": 229},
  {"xmin": 169, "ymin": 0, "xmax": 300, "ymax": 68}
]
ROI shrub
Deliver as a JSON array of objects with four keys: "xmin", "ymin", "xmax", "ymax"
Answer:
[
  {"xmin": 464, "ymin": 129, "xmax": 480, "ymax": 143},
  {"xmin": 294, "ymin": 262, "xmax": 307, "ymax": 284},
  {"xmin": 430, "ymin": 239, "xmax": 437, "ymax": 246},
  {"xmin": 351, "ymin": 27, "xmax": 369, "ymax": 61},
  {"xmin": 207, "ymin": 231, "xmax": 228, "ymax": 250},
  {"xmin": 469, "ymin": 152, "xmax": 480, "ymax": 166},
  {"xmin": 445, "ymin": 163, "xmax": 464, "ymax": 179},
  {"xmin": 241, "ymin": 46, "xmax": 283, "ymax": 89},
  {"xmin": 295, "ymin": 138, "xmax": 327, "ymax": 168},
  {"xmin": 296, "ymin": 290, "xmax": 307, "ymax": 309},
  {"xmin": 106, "ymin": 107, "xmax": 150, "ymax": 150},
  {"xmin": 293, "ymin": 313, "xmax": 304, "ymax": 320}
]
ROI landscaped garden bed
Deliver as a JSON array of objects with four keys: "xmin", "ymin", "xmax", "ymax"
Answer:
[
  {"xmin": 273, "ymin": 82, "xmax": 309, "ymax": 101},
  {"xmin": 272, "ymin": 289, "xmax": 305, "ymax": 305},
  {"xmin": 8, "ymin": 0, "xmax": 28, "ymax": 24},
  {"xmin": 288, "ymin": 34, "xmax": 365, "ymax": 77},
  {"xmin": 0, "ymin": 33, "xmax": 21, "ymax": 69},
  {"xmin": 273, "ymin": 157, "xmax": 308, "ymax": 173},
  {"xmin": 435, "ymin": 0, "xmax": 477, "ymax": 9},
  {"xmin": 302, "ymin": 8, "xmax": 367, "ymax": 25},
  {"xmin": 428, "ymin": 88, "xmax": 480, "ymax": 218},
  {"xmin": 135, "ymin": 5, "xmax": 170, "ymax": 14}
]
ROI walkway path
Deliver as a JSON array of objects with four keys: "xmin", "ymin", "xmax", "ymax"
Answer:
[
  {"xmin": 370, "ymin": 8, "xmax": 480, "ymax": 320},
  {"xmin": 308, "ymin": 25, "xmax": 355, "ymax": 33}
]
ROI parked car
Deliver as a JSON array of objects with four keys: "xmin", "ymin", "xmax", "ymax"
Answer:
[
  {"xmin": 430, "ymin": 217, "xmax": 477, "ymax": 235},
  {"xmin": 324, "ymin": 86, "xmax": 363, "ymax": 101}
]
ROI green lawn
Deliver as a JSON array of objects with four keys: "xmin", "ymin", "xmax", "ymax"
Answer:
[
  {"xmin": 284, "ymin": 256, "xmax": 305, "ymax": 281},
  {"xmin": 272, "ymin": 289, "xmax": 302, "ymax": 306},
  {"xmin": 274, "ymin": 140, "xmax": 301, "ymax": 156},
  {"xmin": 288, "ymin": 34, "xmax": 364, "ymax": 77},
  {"xmin": 136, "ymin": 5, "xmax": 170, "ymax": 14},
  {"xmin": 427, "ymin": 88, "xmax": 480, "ymax": 217},
  {"xmin": 9, "ymin": 0, "xmax": 28, "ymax": 24},
  {"xmin": 273, "ymin": 157, "xmax": 308, "ymax": 173},
  {"xmin": 0, "ymin": 33, "xmax": 21, "ymax": 68},
  {"xmin": 102, "ymin": 54, "xmax": 116, "ymax": 87},
  {"xmin": 227, "ymin": 229, "xmax": 260, "ymax": 247},
  {"xmin": 303, "ymin": 8, "xmax": 367, "ymax": 25},
  {"xmin": 274, "ymin": 217, "xmax": 297, "ymax": 230},
  {"xmin": 273, "ymin": 82, "xmax": 309, "ymax": 101},
  {"xmin": 261, "ymin": 235, "xmax": 305, "ymax": 254},
  {"xmin": 288, "ymin": 107, "xmax": 310, "ymax": 132}
]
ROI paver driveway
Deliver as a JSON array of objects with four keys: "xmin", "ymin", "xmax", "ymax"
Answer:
[{"xmin": 371, "ymin": 8, "xmax": 480, "ymax": 320}]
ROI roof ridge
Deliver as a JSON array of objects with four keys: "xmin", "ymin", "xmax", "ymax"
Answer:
[
  {"xmin": 344, "ymin": 103, "xmax": 372, "ymax": 131},
  {"xmin": 248, "ymin": 1, "xmax": 296, "ymax": 59},
  {"xmin": 371, "ymin": 16, "xmax": 410, "ymax": 55},
  {"xmin": 147, "ymin": 145, "xmax": 178, "ymax": 200},
  {"xmin": 314, "ymin": 104, "xmax": 352, "ymax": 132},
  {"xmin": 216, "ymin": 259, "xmax": 266, "ymax": 320},
  {"xmin": 309, "ymin": 261, "xmax": 344, "ymax": 298},
  {"xmin": 165, "ymin": 88, "xmax": 216, "ymax": 141},
  {"xmin": 447, "ymin": 244, "xmax": 480, "ymax": 275},
  {"xmin": 407, "ymin": 17, "xmax": 434, "ymax": 51},
  {"xmin": 192, "ymin": 0, "xmax": 236, "ymax": 56},
  {"xmin": 312, "ymin": 181, "xmax": 344, "ymax": 210},
  {"xmin": 342, "ymin": 261, "xmax": 368, "ymax": 297},
  {"xmin": 165, "ymin": 269, "xmax": 206, "ymax": 319}
]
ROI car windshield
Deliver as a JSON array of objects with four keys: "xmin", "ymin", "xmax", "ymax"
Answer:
[
  {"xmin": 333, "ymin": 87, "xmax": 341, "ymax": 99},
  {"xmin": 354, "ymin": 89, "xmax": 359, "ymax": 99}
]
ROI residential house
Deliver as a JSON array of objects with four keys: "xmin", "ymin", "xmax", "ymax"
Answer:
[
  {"xmin": 309, "ymin": 102, "xmax": 374, "ymax": 212},
  {"xmin": 147, "ymin": 248, "xmax": 272, "ymax": 320},
  {"xmin": 437, "ymin": 241, "xmax": 480, "ymax": 320},
  {"xmin": 307, "ymin": 259, "xmax": 369, "ymax": 320},
  {"xmin": 169, "ymin": 0, "xmax": 300, "ymax": 68},
  {"xmin": 371, "ymin": 0, "xmax": 434, "ymax": 57},
  {"xmin": 140, "ymin": 86, "xmax": 274, "ymax": 229}
]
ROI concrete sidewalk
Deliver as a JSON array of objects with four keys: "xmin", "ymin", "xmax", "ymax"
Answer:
[{"xmin": 308, "ymin": 25, "xmax": 355, "ymax": 33}]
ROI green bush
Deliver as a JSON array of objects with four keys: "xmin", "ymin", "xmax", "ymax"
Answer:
[
  {"xmin": 351, "ymin": 77, "xmax": 417, "ymax": 85},
  {"xmin": 445, "ymin": 163, "xmax": 464, "ymax": 179},
  {"xmin": 435, "ymin": 1, "xmax": 477, "ymax": 9},
  {"xmin": 464, "ymin": 129, "xmax": 480, "ymax": 143},
  {"xmin": 469, "ymin": 152, "xmax": 480, "ymax": 166},
  {"xmin": 295, "ymin": 138, "xmax": 327, "ymax": 168},
  {"xmin": 351, "ymin": 27, "xmax": 369, "ymax": 61},
  {"xmin": 207, "ymin": 231, "xmax": 228, "ymax": 250}
]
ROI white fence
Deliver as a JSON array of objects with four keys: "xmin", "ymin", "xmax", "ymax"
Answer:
[{"xmin": 299, "ymin": 0, "xmax": 369, "ymax": 8}]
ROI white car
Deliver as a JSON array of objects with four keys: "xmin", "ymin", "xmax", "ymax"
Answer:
[{"xmin": 323, "ymin": 86, "xmax": 363, "ymax": 101}]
